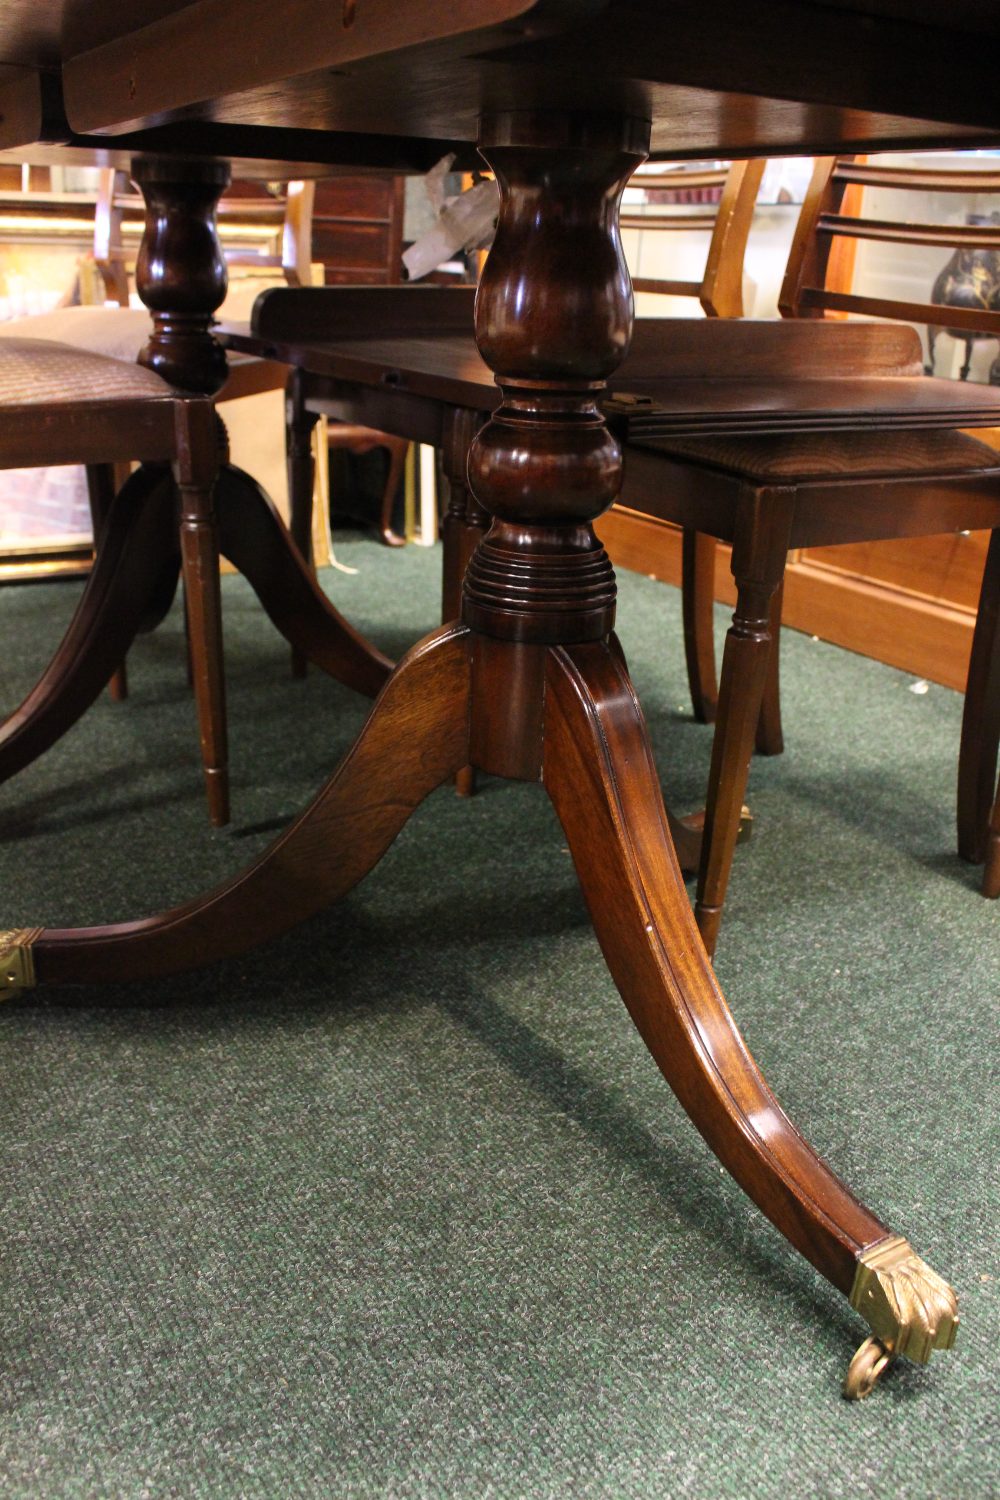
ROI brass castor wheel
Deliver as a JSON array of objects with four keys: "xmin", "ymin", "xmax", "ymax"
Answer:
[{"xmin": 844, "ymin": 1336, "xmax": 894, "ymax": 1400}]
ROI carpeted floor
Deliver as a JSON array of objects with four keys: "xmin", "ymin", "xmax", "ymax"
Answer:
[{"xmin": 1, "ymin": 535, "xmax": 997, "ymax": 1500}]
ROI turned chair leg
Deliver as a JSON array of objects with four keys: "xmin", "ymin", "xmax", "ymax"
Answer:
[
  {"xmin": 174, "ymin": 403, "xmax": 228, "ymax": 827},
  {"xmin": 958, "ymin": 527, "xmax": 1000, "ymax": 878},
  {"xmin": 695, "ymin": 488, "xmax": 794, "ymax": 957},
  {"xmin": 682, "ymin": 528, "xmax": 718, "ymax": 723},
  {"xmin": 85, "ymin": 463, "xmax": 129, "ymax": 702},
  {"xmin": 683, "ymin": 529, "xmax": 784, "ymax": 756},
  {"xmin": 379, "ymin": 437, "xmax": 409, "ymax": 547},
  {"xmin": 285, "ymin": 369, "xmax": 321, "ymax": 680},
  {"xmin": 755, "ymin": 580, "xmax": 785, "ymax": 756},
  {"xmin": 984, "ymin": 782, "xmax": 1000, "ymax": 898},
  {"xmin": 442, "ymin": 410, "xmax": 487, "ymax": 797}
]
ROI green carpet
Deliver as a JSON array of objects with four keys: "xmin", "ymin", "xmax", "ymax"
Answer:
[{"xmin": 1, "ymin": 535, "xmax": 997, "ymax": 1500}]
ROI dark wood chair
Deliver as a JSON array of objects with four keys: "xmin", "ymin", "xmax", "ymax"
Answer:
[
  {"xmin": 625, "ymin": 160, "xmax": 765, "ymax": 317},
  {"xmin": 628, "ymin": 154, "xmax": 1000, "ymax": 952},
  {"xmin": 621, "ymin": 160, "xmax": 776, "ymax": 740},
  {"xmin": 0, "ymin": 336, "xmax": 226, "ymax": 820},
  {"xmin": 0, "ymin": 171, "xmax": 313, "ymax": 699},
  {"xmin": 285, "ymin": 177, "xmax": 409, "ymax": 556}
]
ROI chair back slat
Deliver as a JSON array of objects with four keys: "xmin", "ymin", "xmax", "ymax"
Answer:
[
  {"xmin": 630, "ymin": 168, "xmax": 731, "ymax": 193},
  {"xmin": 625, "ymin": 158, "xmax": 765, "ymax": 319},
  {"xmin": 631, "ymin": 277, "xmax": 703, "ymax": 298},
  {"xmin": 832, "ymin": 161, "xmax": 1000, "ymax": 194},
  {"xmin": 817, "ymin": 214, "xmax": 1000, "ymax": 251},
  {"xmin": 620, "ymin": 213, "xmax": 721, "ymax": 232},
  {"xmin": 799, "ymin": 287, "xmax": 1000, "ymax": 335},
  {"xmin": 781, "ymin": 155, "xmax": 1000, "ymax": 345}
]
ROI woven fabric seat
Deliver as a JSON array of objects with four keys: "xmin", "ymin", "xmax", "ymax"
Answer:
[
  {"xmin": 0, "ymin": 335, "xmax": 173, "ymax": 407},
  {"xmin": 635, "ymin": 428, "xmax": 1000, "ymax": 485}
]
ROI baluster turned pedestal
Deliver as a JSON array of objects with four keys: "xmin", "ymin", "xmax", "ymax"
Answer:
[{"xmin": 2, "ymin": 115, "xmax": 959, "ymax": 1400}]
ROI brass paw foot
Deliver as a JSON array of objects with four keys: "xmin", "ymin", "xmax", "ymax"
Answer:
[
  {"xmin": 0, "ymin": 928, "xmax": 42, "ymax": 1000},
  {"xmin": 844, "ymin": 1235, "xmax": 959, "ymax": 1400}
]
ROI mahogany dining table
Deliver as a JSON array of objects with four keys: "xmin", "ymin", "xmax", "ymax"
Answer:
[{"xmin": 3, "ymin": 0, "xmax": 1000, "ymax": 1401}]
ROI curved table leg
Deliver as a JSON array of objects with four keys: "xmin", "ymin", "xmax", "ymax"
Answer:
[
  {"xmin": 216, "ymin": 463, "xmax": 392, "ymax": 698},
  {"xmin": 542, "ymin": 638, "xmax": 958, "ymax": 1395},
  {"xmin": 10, "ymin": 625, "xmax": 469, "ymax": 988},
  {"xmin": 0, "ymin": 465, "xmax": 179, "ymax": 786}
]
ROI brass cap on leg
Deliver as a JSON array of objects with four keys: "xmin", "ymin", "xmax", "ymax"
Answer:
[
  {"xmin": 844, "ymin": 1235, "xmax": 959, "ymax": 1399},
  {"xmin": 0, "ymin": 928, "xmax": 42, "ymax": 1000}
]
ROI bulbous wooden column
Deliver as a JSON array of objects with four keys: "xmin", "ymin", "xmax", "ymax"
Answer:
[
  {"xmin": 132, "ymin": 155, "xmax": 231, "ymax": 396},
  {"xmin": 465, "ymin": 112, "xmax": 647, "ymax": 646}
]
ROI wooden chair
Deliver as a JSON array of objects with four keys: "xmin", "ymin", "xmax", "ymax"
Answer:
[
  {"xmin": 625, "ymin": 154, "xmax": 1000, "ymax": 954},
  {"xmin": 621, "ymin": 161, "xmax": 782, "ymax": 743},
  {"xmin": 624, "ymin": 160, "xmax": 765, "ymax": 317},
  {"xmin": 0, "ymin": 173, "xmax": 360, "ymax": 824},
  {"xmin": 1, "ymin": 171, "xmax": 317, "ymax": 699},
  {"xmin": 0, "ymin": 336, "xmax": 225, "ymax": 819},
  {"xmin": 285, "ymin": 178, "xmax": 409, "ymax": 555}
]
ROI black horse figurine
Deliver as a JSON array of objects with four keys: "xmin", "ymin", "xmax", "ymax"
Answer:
[{"xmin": 927, "ymin": 211, "xmax": 1000, "ymax": 381}]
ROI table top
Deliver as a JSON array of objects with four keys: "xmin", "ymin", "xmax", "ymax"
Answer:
[{"xmin": 2, "ymin": 2, "xmax": 1000, "ymax": 166}]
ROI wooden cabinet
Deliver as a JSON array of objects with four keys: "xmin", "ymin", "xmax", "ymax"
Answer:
[{"xmin": 311, "ymin": 177, "xmax": 404, "ymax": 284}]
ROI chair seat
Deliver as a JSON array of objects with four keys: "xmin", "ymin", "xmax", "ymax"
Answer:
[
  {"xmin": 635, "ymin": 428, "xmax": 1000, "ymax": 485},
  {"xmin": 0, "ymin": 305, "xmax": 259, "ymax": 371},
  {"xmin": 0, "ymin": 335, "xmax": 174, "ymax": 405}
]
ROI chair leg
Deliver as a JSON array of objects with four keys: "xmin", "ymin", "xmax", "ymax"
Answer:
[
  {"xmin": 984, "ymin": 783, "xmax": 1000, "ymax": 898},
  {"xmin": 694, "ymin": 488, "xmax": 794, "ymax": 958},
  {"xmin": 174, "ymin": 404, "xmax": 228, "ymax": 828},
  {"xmin": 441, "ymin": 411, "xmax": 488, "ymax": 797},
  {"xmin": 379, "ymin": 437, "xmax": 409, "ymax": 547},
  {"xmin": 755, "ymin": 579, "xmax": 785, "ymax": 757},
  {"xmin": 285, "ymin": 369, "xmax": 321, "ymax": 680},
  {"xmin": 182, "ymin": 586, "xmax": 195, "ymax": 688},
  {"xmin": 958, "ymin": 528, "xmax": 1000, "ymax": 870},
  {"xmin": 682, "ymin": 529, "xmax": 718, "ymax": 723},
  {"xmin": 85, "ymin": 463, "xmax": 129, "ymax": 702}
]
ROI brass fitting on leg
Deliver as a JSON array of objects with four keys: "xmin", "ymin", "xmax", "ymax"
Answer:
[
  {"xmin": 0, "ymin": 928, "xmax": 42, "ymax": 1000},
  {"xmin": 844, "ymin": 1235, "xmax": 959, "ymax": 1399}
]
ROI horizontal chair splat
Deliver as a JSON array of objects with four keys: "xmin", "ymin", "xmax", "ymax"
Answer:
[{"xmin": 817, "ymin": 214, "xmax": 1000, "ymax": 250}]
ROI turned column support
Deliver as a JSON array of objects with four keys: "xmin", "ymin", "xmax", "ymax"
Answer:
[
  {"xmin": 131, "ymin": 154, "xmax": 231, "ymax": 396},
  {"xmin": 464, "ymin": 111, "xmax": 649, "ymax": 645}
]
